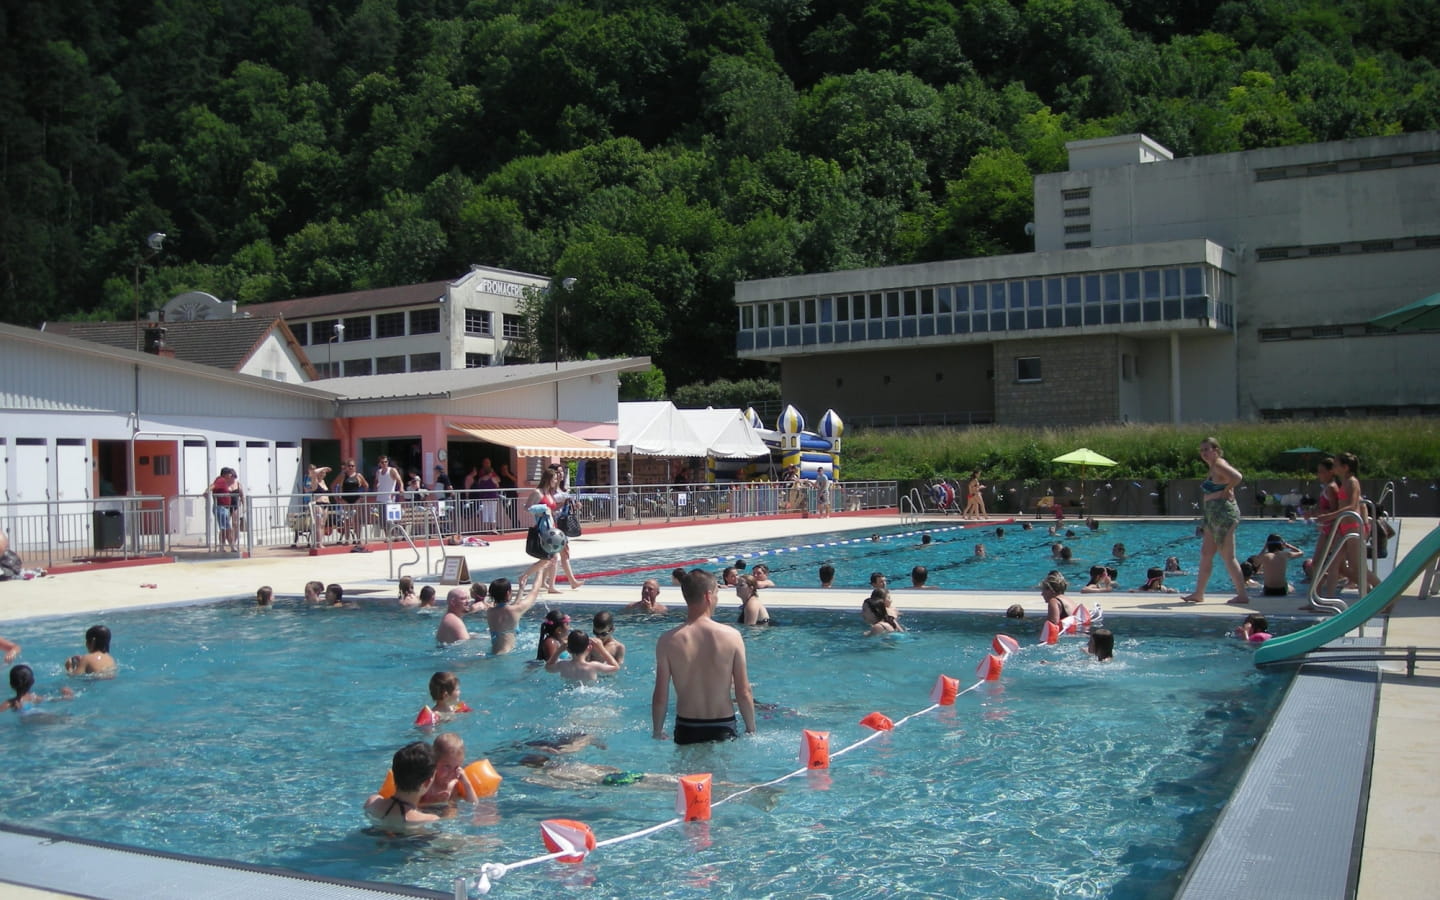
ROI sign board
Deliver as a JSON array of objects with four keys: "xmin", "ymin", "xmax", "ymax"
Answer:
[
  {"xmin": 440, "ymin": 554, "xmax": 470, "ymax": 585},
  {"xmin": 386, "ymin": 503, "xmax": 403, "ymax": 522}
]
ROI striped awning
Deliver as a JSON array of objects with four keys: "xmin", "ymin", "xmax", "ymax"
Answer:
[{"xmin": 449, "ymin": 424, "xmax": 615, "ymax": 459}]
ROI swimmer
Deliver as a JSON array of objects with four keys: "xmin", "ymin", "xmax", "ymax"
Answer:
[
  {"xmin": 863, "ymin": 595, "xmax": 904, "ymax": 636},
  {"xmin": 486, "ymin": 577, "xmax": 540, "ymax": 655},
  {"xmin": 435, "ymin": 588, "xmax": 474, "ymax": 644},
  {"xmin": 255, "ymin": 585, "xmax": 273, "ymax": 606},
  {"xmin": 860, "ymin": 588, "xmax": 897, "ymax": 626},
  {"xmin": 1086, "ymin": 628, "xmax": 1115, "ymax": 661},
  {"xmin": 1236, "ymin": 614, "xmax": 1271, "ymax": 643},
  {"xmin": 1040, "ymin": 571, "xmax": 1072, "ymax": 625},
  {"xmin": 303, "ymin": 580, "xmax": 326, "ymax": 603},
  {"xmin": 418, "ymin": 733, "xmax": 478, "ymax": 807},
  {"xmin": 1051, "ymin": 542, "xmax": 1065, "ymax": 560},
  {"xmin": 4, "ymin": 664, "xmax": 73, "ymax": 711},
  {"xmin": 64, "ymin": 625, "xmax": 116, "ymax": 676},
  {"xmin": 670, "ymin": 567, "xmax": 687, "ymax": 587},
  {"xmin": 818, "ymin": 564, "xmax": 835, "ymax": 588},
  {"xmin": 973, "ymin": 543, "xmax": 987, "ymax": 559},
  {"xmin": 1086, "ymin": 517, "xmax": 1100, "ymax": 531},
  {"xmin": 995, "ymin": 527, "xmax": 1005, "ymax": 538},
  {"xmin": 418, "ymin": 585, "xmax": 437, "ymax": 607},
  {"xmin": 736, "ymin": 575, "xmax": 771, "ymax": 626},
  {"xmin": 909, "ymin": 565, "xmax": 934, "ymax": 589},
  {"xmin": 1080, "ymin": 565, "xmax": 1113, "ymax": 593},
  {"xmin": 1257, "ymin": 537, "xmax": 1303, "ymax": 597},
  {"xmin": 591, "ymin": 610, "xmax": 625, "ymax": 665},
  {"xmin": 721, "ymin": 566, "xmax": 739, "ymax": 587},
  {"xmin": 428, "ymin": 671, "xmax": 471, "ymax": 715},
  {"xmin": 869, "ymin": 571, "xmax": 888, "ymax": 592},
  {"xmin": 1021, "ymin": 522, "xmax": 1033, "ymax": 531},
  {"xmin": 364, "ymin": 742, "xmax": 440, "ymax": 827},
  {"xmin": 325, "ymin": 583, "xmax": 348, "ymax": 607},
  {"xmin": 536, "ymin": 610, "xmax": 571, "ymax": 664},
  {"xmin": 916, "ymin": 533, "xmax": 933, "ymax": 548},
  {"xmin": 1112, "ymin": 543, "xmax": 1127, "ymax": 561},
  {"xmin": 546, "ymin": 630, "xmax": 619, "ymax": 683},
  {"xmin": 652, "ymin": 569, "xmax": 755, "ymax": 744},
  {"xmin": 1005, "ymin": 604, "xmax": 1026, "ymax": 619},
  {"xmin": 624, "ymin": 579, "xmax": 667, "ymax": 614},
  {"xmin": 397, "ymin": 575, "xmax": 419, "ymax": 607},
  {"xmin": 1131, "ymin": 567, "xmax": 1178, "ymax": 593},
  {"xmin": 751, "ymin": 564, "xmax": 776, "ymax": 589},
  {"xmin": 1164, "ymin": 556, "xmax": 1187, "ymax": 575}
]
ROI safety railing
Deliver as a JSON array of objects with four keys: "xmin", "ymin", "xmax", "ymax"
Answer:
[
  {"xmin": 0, "ymin": 497, "xmax": 169, "ymax": 569},
  {"xmin": 1306, "ymin": 508, "xmax": 1371, "ymax": 616}
]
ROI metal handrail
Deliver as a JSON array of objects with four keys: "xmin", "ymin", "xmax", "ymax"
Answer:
[
  {"xmin": 1307, "ymin": 509, "xmax": 1370, "ymax": 616},
  {"xmin": 1376, "ymin": 480, "xmax": 1395, "ymax": 517},
  {"xmin": 388, "ymin": 523, "xmax": 424, "ymax": 581}
]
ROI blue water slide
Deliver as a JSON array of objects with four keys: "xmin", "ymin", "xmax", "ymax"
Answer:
[{"xmin": 1253, "ymin": 525, "xmax": 1440, "ymax": 666}]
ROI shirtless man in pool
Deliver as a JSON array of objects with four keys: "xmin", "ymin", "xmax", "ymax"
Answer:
[
  {"xmin": 485, "ymin": 576, "xmax": 540, "ymax": 655},
  {"xmin": 652, "ymin": 569, "xmax": 755, "ymax": 745}
]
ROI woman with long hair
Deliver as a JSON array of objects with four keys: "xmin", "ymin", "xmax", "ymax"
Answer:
[{"xmin": 1183, "ymin": 437, "xmax": 1251, "ymax": 605}]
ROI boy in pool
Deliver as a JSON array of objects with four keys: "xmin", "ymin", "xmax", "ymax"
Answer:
[
  {"xmin": 64, "ymin": 625, "xmax": 116, "ymax": 676},
  {"xmin": 818, "ymin": 564, "xmax": 835, "ymax": 588},
  {"xmin": 419, "ymin": 733, "xmax": 478, "ymax": 807},
  {"xmin": 546, "ymin": 630, "xmax": 619, "ymax": 683},
  {"xmin": 5, "ymin": 664, "xmax": 74, "ymax": 711},
  {"xmin": 428, "ymin": 671, "xmax": 472, "ymax": 716},
  {"xmin": 418, "ymin": 585, "xmax": 437, "ymax": 607},
  {"xmin": 591, "ymin": 610, "xmax": 626, "ymax": 665},
  {"xmin": 255, "ymin": 585, "xmax": 273, "ymax": 606},
  {"xmin": 1085, "ymin": 628, "xmax": 1115, "ymax": 662},
  {"xmin": 303, "ymin": 580, "xmax": 325, "ymax": 603},
  {"xmin": 364, "ymin": 741, "xmax": 439, "ymax": 827}
]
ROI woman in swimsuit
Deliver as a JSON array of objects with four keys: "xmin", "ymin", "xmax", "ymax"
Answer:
[
  {"xmin": 735, "ymin": 575, "xmax": 771, "ymax": 626},
  {"xmin": 1040, "ymin": 571, "xmax": 1072, "ymax": 624},
  {"xmin": 862, "ymin": 595, "xmax": 904, "ymax": 636},
  {"xmin": 1322, "ymin": 452, "xmax": 1373, "ymax": 594},
  {"xmin": 1184, "ymin": 437, "xmax": 1252, "ymax": 605}
]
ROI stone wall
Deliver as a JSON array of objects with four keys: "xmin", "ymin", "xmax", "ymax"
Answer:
[{"xmin": 992, "ymin": 335, "xmax": 1120, "ymax": 425}]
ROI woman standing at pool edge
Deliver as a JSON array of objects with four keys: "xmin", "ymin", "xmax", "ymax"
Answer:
[
  {"xmin": 964, "ymin": 470, "xmax": 986, "ymax": 518},
  {"xmin": 1184, "ymin": 437, "xmax": 1252, "ymax": 605}
]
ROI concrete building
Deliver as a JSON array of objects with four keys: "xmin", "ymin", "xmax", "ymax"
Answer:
[
  {"xmin": 734, "ymin": 131, "xmax": 1440, "ymax": 426},
  {"xmin": 240, "ymin": 264, "xmax": 550, "ymax": 378}
]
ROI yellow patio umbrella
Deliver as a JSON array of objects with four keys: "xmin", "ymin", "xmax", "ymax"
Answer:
[{"xmin": 1052, "ymin": 448, "xmax": 1119, "ymax": 514}]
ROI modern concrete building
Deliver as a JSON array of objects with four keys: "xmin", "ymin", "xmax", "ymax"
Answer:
[
  {"xmin": 735, "ymin": 131, "xmax": 1440, "ymax": 426},
  {"xmin": 239, "ymin": 264, "xmax": 551, "ymax": 378}
]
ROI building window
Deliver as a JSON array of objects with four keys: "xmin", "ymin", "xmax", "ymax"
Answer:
[
  {"xmin": 410, "ymin": 352, "xmax": 441, "ymax": 371},
  {"xmin": 1063, "ymin": 207, "xmax": 1091, "ymax": 218},
  {"xmin": 293, "ymin": 326, "xmax": 308, "ymax": 346},
  {"xmin": 1061, "ymin": 188, "xmax": 1091, "ymax": 201},
  {"xmin": 410, "ymin": 308, "xmax": 440, "ymax": 334},
  {"xmin": 501, "ymin": 314, "xmax": 526, "ymax": 339},
  {"xmin": 312, "ymin": 319, "xmax": 339, "ymax": 343},
  {"xmin": 1016, "ymin": 357, "xmax": 1042, "ymax": 383},
  {"xmin": 344, "ymin": 358, "xmax": 373, "ymax": 376},
  {"xmin": 465, "ymin": 309, "xmax": 491, "ymax": 335},
  {"xmin": 376, "ymin": 312, "xmax": 405, "ymax": 338},
  {"xmin": 1064, "ymin": 224, "xmax": 1090, "ymax": 234},
  {"xmin": 340, "ymin": 316, "xmax": 369, "ymax": 341},
  {"xmin": 740, "ymin": 305, "xmax": 754, "ymax": 329},
  {"xmin": 465, "ymin": 352, "xmax": 491, "ymax": 368},
  {"xmin": 376, "ymin": 355, "xmax": 406, "ymax": 374},
  {"xmin": 1065, "ymin": 240, "xmax": 1091, "ymax": 249}
]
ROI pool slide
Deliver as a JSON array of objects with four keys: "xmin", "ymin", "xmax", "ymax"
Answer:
[{"xmin": 1253, "ymin": 524, "xmax": 1440, "ymax": 666}]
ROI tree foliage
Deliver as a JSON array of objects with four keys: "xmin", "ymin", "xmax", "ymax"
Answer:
[{"xmin": 1, "ymin": 0, "xmax": 1433, "ymax": 391}]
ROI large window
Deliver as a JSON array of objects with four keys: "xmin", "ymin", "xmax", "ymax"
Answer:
[
  {"xmin": 344, "ymin": 358, "xmax": 373, "ymax": 376},
  {"xmin": 376, "ymin": 355, "xmax": 406, "ymax": 374},
  {"xmin": 465, "ymin": 309, "xmax": 492, "ymax": 335},
  {"xmin": 501, "ymin": 314, "xmax": 525, "ymax": 339},
  {"xmin": 410, "ymin": 309, "xmax": 440, "ymax": 334},
  {"xmin": 465, "ymin": 352, "xmax": 491, "ymax": 368},
  {"xmin": 410, "ymin": 352, "xmax": 441, "ymax": 371},
  {"xmin": 343, "ymin": 315, "xmax": 372, "ymax": 341},
  {"xmin": 376, "ymin": 312, "xmax": 405, "ymax": 339}
]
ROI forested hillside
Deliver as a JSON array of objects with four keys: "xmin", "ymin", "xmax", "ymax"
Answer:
[{"xmin": 2, "ymin": 0, "xmax": 1436, "ymax": 387}]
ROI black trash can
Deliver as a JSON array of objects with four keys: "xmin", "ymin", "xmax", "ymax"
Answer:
[{"xmin": 93, "ymin": 509, "xmax": 124, "ymax": 552}]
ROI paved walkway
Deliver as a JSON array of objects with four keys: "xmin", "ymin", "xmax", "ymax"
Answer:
[{"xmin": 1, "ymin": 513, "xmax": 1435, "ymax": 899}]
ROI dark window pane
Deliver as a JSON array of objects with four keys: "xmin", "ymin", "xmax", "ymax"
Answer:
[{"xmin": 376, "ymin": 312, "xmax": 405, "ymax": 338}]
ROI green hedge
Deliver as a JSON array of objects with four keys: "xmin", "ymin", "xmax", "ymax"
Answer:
[{"xmin": 839, "ymin": 419, "xmax": 1440, "ymax": 482}]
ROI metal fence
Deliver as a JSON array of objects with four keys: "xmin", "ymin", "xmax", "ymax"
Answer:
[
  {"xmin": 2, "ymin": 481, "xmax": 900, "ymax": 567},
  {"xmin": 1, "ymin": 497, "xmax": 169, "ymax": 569}
]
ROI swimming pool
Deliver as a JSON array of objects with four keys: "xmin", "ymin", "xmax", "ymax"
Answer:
[
  {"xmin": 569, "ymin": 519, "xmax": 1316, "ymax": 594},
  {"xmin": 1, "ymin": 600, "xmax": 1291, "ymax": 898}
]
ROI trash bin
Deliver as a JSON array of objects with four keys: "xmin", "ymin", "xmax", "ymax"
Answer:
[{"xmin": 93, "ymin": 509, "xmax": 124, "ymax": 552}]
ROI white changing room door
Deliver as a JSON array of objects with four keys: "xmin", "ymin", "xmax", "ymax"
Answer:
[
  {"xmin": 54, "ymin": 439, "xmax": 92, "ymax": 545},
  {"xmin": 12, "ymin": 439, "xmax": 51, "ymax": 546}
]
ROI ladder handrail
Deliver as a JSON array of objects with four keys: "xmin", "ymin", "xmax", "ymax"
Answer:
[
  {"xmin": 388, "ymin": 523, "xmax": 424, "ymax": 580},
  {"xmin": 1307, "ymin": 509, "xmax": 1370, "ymax": 616}
]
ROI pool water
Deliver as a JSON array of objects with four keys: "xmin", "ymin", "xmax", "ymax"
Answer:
[
  {"xmin": 1, "ymin": 602, "xmax": 1291, "ymax": 898},
  {"xmin": 571, "ymin": 519, "xmax": 1316, "ymax": 594}
]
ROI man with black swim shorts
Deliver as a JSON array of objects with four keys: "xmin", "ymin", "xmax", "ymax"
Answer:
[{"xmin": 652, "ymin": 569, "xmax": 756, "ymax": 745}]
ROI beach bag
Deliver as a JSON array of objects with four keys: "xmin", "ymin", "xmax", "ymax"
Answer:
[
  {"xmin": 557, "ymin": 502, "xmax": 582, "ymax": 538},
  {"xmin": 525, "ymin": 526, "xmax": 547, "ymax": 560}
]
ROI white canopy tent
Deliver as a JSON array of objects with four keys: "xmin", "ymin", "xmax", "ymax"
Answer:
[
  {"xmin": 616, "ymin": 401, "xmax": 710, "ymax": 457},
  {"xmin": 678, "ymin": 408, "xmax": 769, "ymax": 459}
]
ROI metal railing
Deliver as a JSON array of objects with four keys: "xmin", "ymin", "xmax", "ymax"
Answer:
[
  {"xmin": 0, "ymin": 497, "xmax": 169, "ymax": 569},
  {"xmin": 1306, "ymin": 508, "xmax": 1373, "ymax": 617}
]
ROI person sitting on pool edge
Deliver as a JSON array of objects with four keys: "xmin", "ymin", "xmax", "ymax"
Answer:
[
  {"xmin": 365, "ymin": 741, "xmax": 439, "ymax": 827},
  {"xmin": 65, "ymin": 625, "xmax": 116, "ymax": 676},
  {"xmin": 1085, "ymin": 628, "xmax": 1115, "ymax": 662},
  {"xmin": 818, "ymin": 564, "xmax": 835, "ymax": 588},
  {"xmin": 652, "ymin": 569, "xmax": 755, "ymax": 744},
  {"xmin": 625, "ymin": 579, "xmax": 667, "ymax": 615}
]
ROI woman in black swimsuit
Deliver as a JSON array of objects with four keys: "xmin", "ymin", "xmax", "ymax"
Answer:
[{"xmin": 331, "ymin": 458, "xmax": 368, "ymax": 548}]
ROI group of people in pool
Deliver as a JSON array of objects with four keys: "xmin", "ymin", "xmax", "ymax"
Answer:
[{"xmin": 2, "ymin": 624, "xmax": 115, "ymax": 714}]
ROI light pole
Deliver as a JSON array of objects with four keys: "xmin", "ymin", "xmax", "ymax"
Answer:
[
  {"xmin": 555, "ymin": 276, "xmax": 577, "ymax": 371},
  {"xmin": 327, "ymin": 321, "xmax": 345, "ymax": 378},
  {"xmin": 132, "ymin": 232, "xmax": 167, "ymax": 351}
]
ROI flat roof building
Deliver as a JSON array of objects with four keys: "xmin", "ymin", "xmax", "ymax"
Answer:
[{"xmin": 735, "ymin": 131, "xmax": 1440, "ymax": 426}]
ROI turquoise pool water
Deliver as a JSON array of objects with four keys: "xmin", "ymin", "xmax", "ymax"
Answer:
[
  {"xmin": 1, "ymin": 601, "xmax": 1291, "ymax": 898},
  {"xmin": 569, "ymin": 519, "xmax": 1316, "ymax": 594}
]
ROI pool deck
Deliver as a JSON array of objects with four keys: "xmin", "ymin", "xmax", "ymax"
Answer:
[{"xmin": 2, "ymin": 513, "xmax": 1437, "ymax": 899}]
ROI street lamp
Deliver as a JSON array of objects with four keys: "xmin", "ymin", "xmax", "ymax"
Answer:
[
  {"xmin": 327, "ymin": 321, "xmax": 345, "ymax": 378},
  {"xmin": 132, "ymin": 232, "xmax": 167, "ymax": 351},
  {"xmin": 555, "ymin": 276, "xmax": 577, "ymax": 371}
]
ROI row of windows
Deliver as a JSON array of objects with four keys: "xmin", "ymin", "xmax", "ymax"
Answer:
[
  {"xmin": 1253, "ymin": 149, "xmax": 1440, "ymax": 182},
  {"xmin": 314, "ymin": 352, "xmax": 443, "ymax": 378},
  {"xmin": 1256, "ymin": 234, "xmax": 1440, "ymax": 262},
  {"xmin": 293, "ymin": 309, "xmax": 440, "ymax": 345}
]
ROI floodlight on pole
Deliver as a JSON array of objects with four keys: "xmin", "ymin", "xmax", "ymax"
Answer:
[
  {"xmin": 132, "ymin": 232, "xmax": 167, "ymax": 351},
  {"xmin": 555, "ymin": 277, "xmax": 577, "ymax": 371}
]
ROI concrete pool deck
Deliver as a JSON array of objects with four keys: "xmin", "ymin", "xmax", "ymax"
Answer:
[{"xmin": 2, "ymin": 513, "xmax": 1436, "ymax": 898}]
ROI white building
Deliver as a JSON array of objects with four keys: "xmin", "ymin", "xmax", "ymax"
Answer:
[{"xmin": 734, "ymin": 131, "xmax": 1440, "ymax": 426}]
